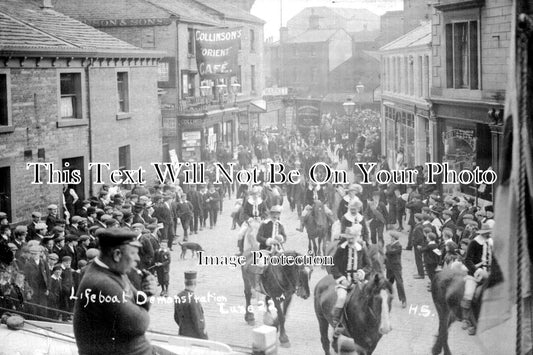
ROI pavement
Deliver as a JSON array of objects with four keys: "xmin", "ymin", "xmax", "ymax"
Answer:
[{"xmin": 149, "ymin": 158, "xmax": 490, "ymax": 355}]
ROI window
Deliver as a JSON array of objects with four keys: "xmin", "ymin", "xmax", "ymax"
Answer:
[
  {"xmin": 250, "ymin": 29, "xmax": 255, "ymax": 52},
  {"xmin": 409, "ymin": 57, "xmax": 414, "ymax": 96},
  {"xmin": 446, "ymin": 21, "xmax": 479, "ymax": 89},
  {"xmin": 158, "ymin": 61, "xmax": 169, "ymax": 82},
  {"xmin": 0, "ymin": 73, "xmax": 8, "ymax": 126},
  {"xmin": 181, "ymin": 71, "xmax": 196, "ymax": 97},
  {"xmin": 60, "ymin": 73, "xmax": 82, "ymax": 118},
  {"xmin": 424, "ymin": 56, "xmax": 430, "ymax": 97},
  {"xmin": 118, "ymin": 146, "xmax": 131, "ymax": 189},
  {"xmin": 418, "ymin": 56, "xmax": 423, "ymax": 97},
  {"xmin": 0, "ymin": 167, "xmax": 10, "ymax": 221},
  {"xmin": 117, "ymin": 72, "xmax": 129, "ymax": 113},
  {"xmin": 188, "ymin": 28, "xmax": 195, "ymax": 55},
  {"xmin": 237, "ymin": 65, "xmax": 242, "ymax": 93},
  {"xmin": 251, "ymin": 65, "xmax": 256, "ymax": 92}
]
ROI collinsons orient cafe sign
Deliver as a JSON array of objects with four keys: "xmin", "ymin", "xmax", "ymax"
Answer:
[{"xmin": 195, "ymin": 27, "xmax": 241, "ymax": 79}]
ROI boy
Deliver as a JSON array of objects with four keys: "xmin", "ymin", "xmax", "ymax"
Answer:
[
  {"xmin": 154, "ymin": 246, "xmax": 171, "ymax": 296},
  {"xmin": 419, "ymin": 232, "xmax": 441, "ymax": 284},
  {"xmin": 385, "ymin": 231, "xmax": 406, "ymax": 308},
  {"xmin": 49, "ymin": 264, "xmax": 63, "ymax": 320}
]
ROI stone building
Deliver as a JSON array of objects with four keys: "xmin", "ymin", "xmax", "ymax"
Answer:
[
  {"xmin": 430, "ymin": 0, "xmax": 511, "ymax": 201},
  {"xmin": 55, "ymin": 0, "xmax": 265, "ymax": 162},
  {"xmin": 0, "ymin": 0, "xmax": 162, "ymax": 222},
  {"xmin": 379, "ymin": 22, "xmax": 433, "ymax": 168}
]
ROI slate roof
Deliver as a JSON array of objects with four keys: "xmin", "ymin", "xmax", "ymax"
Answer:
[
  {"xmin": 193, "ymin": 0, "xmax": 265, "ymax": 24},
  {"xmin": 380, "ymin": 21, "xmax": 431, "ymax": 51},
  {"xmin": 144, "ymin": 0, "xmax": 220, "ymax": 26},
  {"xmin": 0, "ymin": 0, "xmax": 160, "ymax": 56},
  {"xmin": 53, "ymin": 0, "xmax": 170, "ymax": 22},
  {"xmin": 285, "ymin": 29, "xmax": 339, "ymax": 44}
]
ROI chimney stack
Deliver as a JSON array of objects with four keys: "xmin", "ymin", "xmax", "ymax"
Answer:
[{"xmin": 41, "ymin": 0, "xmax": 53, "ymax": 9}]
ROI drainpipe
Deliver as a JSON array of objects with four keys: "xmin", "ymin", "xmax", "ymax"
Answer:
[{"xmin": 86, "ymin": 59, "xmax": 94, "ymax": 197}]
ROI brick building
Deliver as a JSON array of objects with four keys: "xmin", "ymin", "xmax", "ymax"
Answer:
[
  {"xmin": 379, "ymin": 22, "xmax": 433, "ymax": 168},
  {"xmin": 0, "ymin": 0, "xmax": 162, "ymax": 223},
  {"xmin": 55, "ymin": 0, "xmax": 265, "ymax": 162},
  {"xmin": 430, "ymin": 0, "xmax": 511, "ymax": 201}
]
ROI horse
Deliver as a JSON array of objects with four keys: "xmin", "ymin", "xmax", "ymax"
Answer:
[
  {"xmin": 262, "ymin": 184, "xmax": 284, "ymax": 208},
  {"xmin": 314, "ymin": 273, "xmax": 393, "ymax": 355},
  {"xmin": 431, "ymin": 266, "xmax": 483, "ymax": 355},
  {"xmin": 302, "ymin": 200, "xmax": 334, "ymax": 256},
  {"xmin": 241, "ymin": 250, "xmax": 312, "ymax": 347}
]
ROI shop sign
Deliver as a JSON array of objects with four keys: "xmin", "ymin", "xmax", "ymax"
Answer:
[
  {"xmin": 82, "ymin": 18, "xmax": 172, "ymax": 27},
  {"xmin": 262, "ymin": 87, "xmax": 288, "ymax": 96},
  {"xmin": 442, "ymin": 129, "xmax": 475, "ymax": 150},
  {"xmin": 296, "ymin": 99, "xmax": 321, "ymax": 126},
  {"xmin": 162, "ymin": 117, "xmax": 176, "ymax": 136},
  {"xmin": 195, "ymin": 28, "xmax": 241, "ymax": 79}
]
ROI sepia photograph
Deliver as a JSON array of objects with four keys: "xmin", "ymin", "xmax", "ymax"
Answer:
[{"xmin": 0, "ymin": 0, "xmax": 531, "ymax": 354}]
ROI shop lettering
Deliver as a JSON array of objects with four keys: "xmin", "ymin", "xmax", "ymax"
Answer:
[
  {"xmin": 195, "ymin": 29, "xmax": 242, "ymax": 42},
  {"xmin": 83, "ymin": 18, "xmax": 171, "ymax": 27},
  {"xmin": 198, "ymin": 62, "xmax": 230, "ymax": 75}
]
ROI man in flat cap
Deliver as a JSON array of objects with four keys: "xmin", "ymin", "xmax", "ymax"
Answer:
[
  {"xmin": 24, "ymin": 243, "xmax": 50, "ymax": 318},
  {"xmin": 385, "ymin": 231, "xmax": 406, "ymax": 308},
  {"xmin": 73, "ymin": 228, "xmax": 158, "ymax": 355},
  {"xmin": 27, "ymin": 212, "xmax": 42, "ymax": 241},
  {"xmin": 412, "ymin": 213, "xmax": 426, "ymax": 279},
  {"xmin": 46, "ymin": 204, "xmax": 60, "ymax": 233},
  {"xmin": 441, "ymin": 209, "xmax": 457, "ymax": 241},
  {"xmin": 59, "ymin": 235, "xmax": 79, "ymax": 271},
  {"xmin": 174, "ymin": 271, "xmax": 208, "ymax": 339},
  {"xmin": 405, "ymin": 193, "xmax": 424, "ymax": 250}
]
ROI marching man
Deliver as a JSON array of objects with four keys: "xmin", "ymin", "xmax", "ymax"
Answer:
[{"xmin": 330, "ymin": 224, "xmax": 372, "ymax": 327}]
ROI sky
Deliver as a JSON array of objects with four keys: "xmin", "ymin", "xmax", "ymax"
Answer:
[{"xmin": 250, "ymin": 0, "xmax": 403, "ymax": 40}]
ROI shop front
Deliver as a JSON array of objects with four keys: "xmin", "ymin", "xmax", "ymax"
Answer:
[
  {"xmin": 177, "ymin": 108, "xmax": 238, "ymax": 162},
  {"xmin": 433, "ymin": 99, "xmax": 502, "ymax": 203},
  {"xmin": 382, "ymin": 101, "xmax": 432, "ymax": 169}
]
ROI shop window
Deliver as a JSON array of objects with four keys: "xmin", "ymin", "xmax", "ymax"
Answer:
[
  {"xmin": 117, "ymin": 72, "xmax": 129, "ymax": 113},
  {"xmin": 181, "ymin": 71, "xmax": 196, "ymax": 98},
  {"xmin": 0, "ymin": 166, "xmax": 10, "ymax": 221},
  {"xmin": 60, "ymin": 73, "xmax": 82, "ymax": 118},
  {"xmin": 446, "ymin": 21, "xmax": 479, "ymax": 89},
  {"xmin": 158, "ymin": 57, "xmax": 176, "ymax": 88}
]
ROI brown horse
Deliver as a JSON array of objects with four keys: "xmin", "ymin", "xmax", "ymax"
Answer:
[
  {"xmin": 314, "ymin": 273, "xmax": 393, "ymax": 355},
  {"xmin": 241, "ymin": 251, "xmax": 312, "ymax": 347},
  {"xmin": 431, "ymin": 267, "xmax": 486, "ymax": 355},
  {"xmin": 302, "ymin": 200, "xmax": 334, "ymax": 256}
]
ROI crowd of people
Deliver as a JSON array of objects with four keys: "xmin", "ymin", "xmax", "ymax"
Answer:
[{"xmin": 0, "ymin": 108, "xmax": 496, "ymax": 344}]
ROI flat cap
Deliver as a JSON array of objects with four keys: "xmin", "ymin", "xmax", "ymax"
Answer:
[
  {"xmin": 389, "ymin": 231, "xmax": 402, "ymax": 240},
  {"xmin": 65, "ymin": 234, "xmax": 78, "ymax": 242},
  {"xmin": 48, "ymin": 253, "xmax": 59, "ymax": 261},
  {"xmin": 132, "ymin": 223, "xmax": 145, "ymax": 230},
  {"xmin": 35, "ymin": 222, "xmax": 48, "ymax": 230},
  {"xmin": 78, "ymin": 235, "xmax": 89, "ymax": 242},
  {"xmin": 47, "ymin": 204, "xmax": 58, "ymax": 210},
  {"xmin": 462, "ymin": 214, "xmax": 474, "ymax": 220},
  {"xmin": 14, "ymin": 225, "xmax": 28, "ymax": 233},
  {"xmin": 86, "ymin": 248, "xmax": 100, "ymax": 260},
  {"xmin": 96, "ymin": 228, "xmax": 142, "ymax": 248},
  {"xmin": 61, "ymin": 256, "xmax": 72, "ymax": 262},
  {"xmin": 54, "ymin": 235, "xmax": 65, "ymax": 242},
  {"xmin": 270, "ymin": 205, "xmax": 282, "ymax": 213},
  {"xmin": 442, "ymin": 210, "xmax": 453, "ymax": 217},
  {"xmin": 146, "ymin": 224, "xmax": 159, "ymax": 232},
  {"xmin": 31, "ymin": 212, "xmax": 42, "ymax": 218},
  {"xmin": 71, "ymin": 216, "xmax": 83, "ymax": 223},
  {"xmin": 414, "ymin": 213, "xmax": 424, "ymax": 220},
  {"xmin": 105, "ymin": 218, "xmax": 119, "ymax": 227},
  {"xmin": 52, "ymin": 264, "xmax": 63, "ymax": 272}
]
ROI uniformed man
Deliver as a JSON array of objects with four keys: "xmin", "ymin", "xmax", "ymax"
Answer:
[
  {"xmin": 73, "ymin": 228, "xmax": 158, "ymax": 355},
  {"xmin": 174, "ymin": 271, "xmax": 208, "ymax": 339}
]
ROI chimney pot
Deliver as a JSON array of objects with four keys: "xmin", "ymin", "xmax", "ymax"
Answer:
[{"xmin": 41, "ymin": 0, "xmax": 53, "ymax": 9}]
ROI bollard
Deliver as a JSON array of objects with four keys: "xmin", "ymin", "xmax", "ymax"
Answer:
[{"xmin": 252, "ymin": 325, "xmax": 277, "ymax": 355}]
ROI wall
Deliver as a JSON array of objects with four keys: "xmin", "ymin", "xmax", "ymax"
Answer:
[
  {"xmin": 88, "ymin": 64, "xmax": 162, "ymax": 188},
  {"xmin": 0, "ymin": 64, "xmax": 89, "ymax": 222}
]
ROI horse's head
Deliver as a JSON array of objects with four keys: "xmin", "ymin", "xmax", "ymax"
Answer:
[
  {"xmin": 364, "ymin": 273, "xmax": 393, "ymax": 335},
  {"xmin": 311, "ymin": 200, "xmax": 327, "ymax": 225},
  {"xmin": 366, "ymin": 244, "xmax": 386, "ymax": 275}
]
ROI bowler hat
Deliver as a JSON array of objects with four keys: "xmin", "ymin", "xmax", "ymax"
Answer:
[{"xmin": 96, "ymin": 228, "xmax": 142, "ymax": 248}]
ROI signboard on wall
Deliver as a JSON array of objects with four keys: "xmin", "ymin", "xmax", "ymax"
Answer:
[
  {"xmin": 296, "ymin": 99, "xmax": 321, "ymax": 126},
  {"xmin": 195, "ymin": 27, "xmax": 241, "ymax": 80}
]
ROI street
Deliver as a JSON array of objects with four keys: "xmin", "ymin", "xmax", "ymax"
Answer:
[{"xmin": 149, "ymin": 161, "xmax": 487, "ymax": 355}]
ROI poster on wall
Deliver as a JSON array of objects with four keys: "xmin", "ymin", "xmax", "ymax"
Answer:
[{"xmin": 195, "ymin": 27, "xmax": 241, "ymax": 80}]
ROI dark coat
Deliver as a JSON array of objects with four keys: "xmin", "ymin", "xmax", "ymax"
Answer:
[
  {"xmin": 204, "ymin": 191, "xmax": 220, "ymax": 211},
  {"xmin": 59, "ymin": 245, "xmax": 79, "ymax": 271},
  {"xmin": 73, "ymin": 261, "xmax": 152, "ymax": 355},
  {"xmin": 464, "ymin": 236, "xmax": 492, "ymax": 276},
  {"xmin": 331, "ymin": 241, "xmax": 372, "ymax": 281},
  {"xmin": 421, "ymin": 242, "xmax": 441, "ymax": 267},
  {"xmin": 174, "ymin": 290, "xmax": 208, "ymax": 339},
  {"xmin": 23, "ymin": 257, "xmax": 50, "ymax": 297},
  {"xmin": 240, "ymin": 198, "xmax": 267, "ymax": 222},
  {"xmin": 385, "ymin": 240, "xmax": 402, "ymax": 270},
  {"xmin": 365, "ymin": 202, "xmax": 389, "ymax": 225},
  {"xmin": 339, "ymin": 213, "xmax": 369, "ymax": 243},
  {"xmin": 405, "ymin": 200, "xmax": 424, "ymax": 226},
  {"xmin": 256, "ymin": 220, "xmax": 287, "ymax": 250}
]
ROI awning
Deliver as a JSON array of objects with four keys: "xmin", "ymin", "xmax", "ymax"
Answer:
[{"xmin": 249, "ymin": 99, "xmax": 267, "ymax": 113}]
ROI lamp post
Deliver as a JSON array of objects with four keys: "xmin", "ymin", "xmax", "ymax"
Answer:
[
  {"xmin": 343, "ymin": 97, "xmax": 356, "ymax": 141},
  {"xmin": 356, "ymin": 81, "xmax": 365, "ymax": 112}
]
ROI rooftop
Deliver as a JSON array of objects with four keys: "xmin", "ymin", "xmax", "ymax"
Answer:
[
  {"xmin": 285, "ymin": 29, "xmax": 339, "ymax": 44},
  {"xmin": 379, "ymin": 21, "xmax": 431, "ymax": 51},
  {"xmin": 193, "ymin": 0, "xmax": 265, "ymax": 24},
  {"xmin": 0, "ymin": 0, "xmax": 159, "ymax": 56}
]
